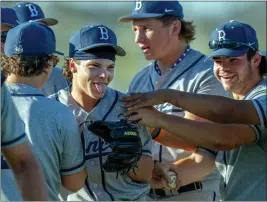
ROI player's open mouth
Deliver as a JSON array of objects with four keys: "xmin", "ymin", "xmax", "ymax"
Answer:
[
  {"xmin": 220, "ymin": 75, "xmax": 236, "ymax": 82},
  {"xmin": 93, "ymin": 83, "xmax": 107, "ymax": 94}
]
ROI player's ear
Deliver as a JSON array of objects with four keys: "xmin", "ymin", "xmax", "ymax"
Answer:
[
  {"xmin": 69, "ymin": 58, "xmax": 78, "ymax": 73},
  {"xmin": 171, "ymin": 20, "xmax": 181, "ymax": 37},
  {"xmin": 250, "ymin": 51, "xmax": 261, "ymax": 69}
]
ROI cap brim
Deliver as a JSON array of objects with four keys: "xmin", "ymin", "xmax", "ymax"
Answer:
[
  {"xmin": 30, "ymin": 18, "xmax": 58, "ymax": 26},
  {"xmin": 119, "ymin": 13, "xmax": 164, "ymax": 23},
  {"xmin": 79, "ymin": 43, "xmax": 126, "ymax": 56},
  {"xmin": 54, "ymin": 50, "xmax": 64, "ymax": 56},
  {"xmin": 207, "ymin": 47, "xmax": 250, "ymax": 59},
  {"xmin": 259, "ymin": 50, "xmax": 266, "ymax": 56},
  {"xmin": 1, "ymin": 23, "xmax": 17, "ymax": 28}
]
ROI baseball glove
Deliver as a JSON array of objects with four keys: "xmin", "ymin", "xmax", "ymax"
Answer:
[{"xmin": 87, "ymin": 119, "xmax": 142, "ymax": 175}]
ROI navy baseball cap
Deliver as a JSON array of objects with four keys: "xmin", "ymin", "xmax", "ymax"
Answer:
[
  {"xmin": 13, "ymin": 2, "xmax": 58, "ymax": 26},
  {"xmin": 4, "ymin": 22, "xmax": 60, "ymax": 56},
  {"xmin": 69, "ymin": 24, "xmax": 126, "ymax": 59},
  {"xmin": 119, "ymin": 1, "xmax": 184, "ymax": 23},
  {"xmin": 208, "ymin": 20, "xmax": 259, "ymax": 58},
  {"xmin": 1, "ymin": 7, "xmax": 19, "ymax": 27}
]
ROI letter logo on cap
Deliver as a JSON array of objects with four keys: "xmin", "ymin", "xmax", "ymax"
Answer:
[
  {"xmin": 218, "ymin": 30, "xmax": 226, "ymax": 41},
  {"xmin": 98, "ymin": 26, "xmax": 109, "ymax": 40},
  {"xmin": 135, "ymin": 0, "xmax": 142, "ymax": 10},
  {"xmin": 26, "ymin": 4, "xmax": 38, "ymax": 17},
  {"xmin": 14, "ymin": 45, "xmax": 23, "ymax": 54}
]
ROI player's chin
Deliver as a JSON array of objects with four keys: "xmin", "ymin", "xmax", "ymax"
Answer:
[{"xmin": 90, "ymin": 89, "xmax": 106, "ymax": 100}]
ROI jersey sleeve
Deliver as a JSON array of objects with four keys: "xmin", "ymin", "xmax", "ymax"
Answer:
[
  {"xmin": 196, "ymin": 146, "xmax": 218, "ymax": 158},
  {"xmin": 138, "ymin": 125, "xmax": 153, "ymax": 157},
  {"xmin": 1, "ymin": 85, "xmax": 27, "ymax": 148},
  {"xmin": 58, "ymin": 108, "xmax": 85, "ymax": 175},
  {"xmin": 250, "ymin": 95, "xmax": 266, "ymax": 141}
]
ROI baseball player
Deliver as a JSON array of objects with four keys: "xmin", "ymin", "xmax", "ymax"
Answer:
[
  {"xmin": 12, "ymin": 2, "xmax": 71, "ymax": 96},
  {"xmin": 1, "ymin": 21, "xmax": 86, "ymax": 201},
  {"xmin": 49, "ymin": 24, "xmax": 153, "ymax": 201},
  {"xmin": 122, "ymin": 20, "xmax": 267, "ymax": 201},
  {"xmin": 119, "ymin": 1, "xmax": 227, "ymax": 201},
  {"xmin": 1, "ymin": 71, "xmax": 48, "ymax": 201}
]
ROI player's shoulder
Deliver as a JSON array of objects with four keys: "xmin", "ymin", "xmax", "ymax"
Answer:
[
  {"xmin": 190, "ymin": 49, "xmax": 214, "ymax": 69},
  {"xmin": 131, "ymin": 63, "xmax": 153, "ymax": 81},
  {"xmin": 51, "ymin": 66, "xmax": 63, "ymax": 75}
]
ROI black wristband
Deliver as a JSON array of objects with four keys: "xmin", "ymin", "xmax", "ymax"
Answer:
[{"xmin": 151, "ymin": 128, "xmax": 161, "ymax": 139}]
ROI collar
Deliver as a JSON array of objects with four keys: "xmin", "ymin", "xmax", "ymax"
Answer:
[
  {"xmin": 6, "ymin": 84, "xmax": 44, "ymax": 96},
  {"xmin": 155, "ymin": 45, "xmax": 191, "ymax": 76}
]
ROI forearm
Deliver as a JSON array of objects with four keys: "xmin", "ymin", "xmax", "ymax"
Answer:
[
  {"xmin": 163, "ymin": 89, "xmax": 259, "ymax": 124},
  {"xmin": 173, "ymin": 151, "xmax": 216, "ymax": 186},
  {"xmin": 14, "ymin": 158, "xmax": 48, "ymax": 201},
  {"xmin": 156, "ymin": 113, "xmax": 253, "ymax": 150},
  {"xmin": 154, "ymin": 129, "xmax": 196, "ymax": 151},
  {"xmin": 128, "ymin": 155, "xmax": 153, "ymax": 183}
]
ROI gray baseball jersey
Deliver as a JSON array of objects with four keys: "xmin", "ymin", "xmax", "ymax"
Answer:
[
  {"xmin": 40, "ymin": 67, "xmax": 70, "ymax": 96},
  {"xmin": 1, "ymin": 84, "xmax": 85, "ymax": 201},
  {"xmin": 128, "ymin": 48, "xmax": 228, "ymax": 199},
  {"xmin": 1, "ymin": 84, "xmax": 27, "ymax": 149},
  {"xmin": 1, "ymin": 84, "xmax": 28, "ymax": 201},
  {"xmin": 49, "ymin": 86, "xmax": 152, "ymax": 201},
  {"xmin": 214, "ymin": 78, "xmax": 266, "ymax": 201}
]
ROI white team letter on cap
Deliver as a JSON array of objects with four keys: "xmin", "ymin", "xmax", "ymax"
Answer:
[
  {"xmin": 218, "ymin": 30, "xmax": 226, "ymax": 41},
  {"xmin": 98, "ymin": 26, "xmax": 109, "ymax": 40},
  {"xmin": 135, "ymin": 0, "xmax": 142, "ymax": 10},
  {"xmin": 26, "ymin": 4, "xmax": 38, "ymax": 17}
]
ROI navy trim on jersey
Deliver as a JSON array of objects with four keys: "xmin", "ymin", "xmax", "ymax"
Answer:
[
  {"xmin": 1, "ymin": 155, "xmax": 10, "ymax": 169},
  {"xmin": 156, "ymin": 54, "xmax": 205, "ymax": 162},
  {"xmin": 1, "ymin": 71, "xmax": 5, "ymax": 86},
  {"xmin": 251, "ymin": 125, "xmax": 261, "ymax": 143},
  {"xmin": 60, "ymin": 158, "xmax": 85, "ymax": 173},
  {"xmin": 98, "ymin": 90, "xmax": 119, "ymax": 201},
  {"xmin": 1, "ymin": 133, "xmax": 26, "ymax": 147},
  {"xmin": 159, "ymin": 145, "xmax": 162, "ymax": 162},
  {"xmin": 10, "ymin": 93, "xmax": 44, "ymax": 97},
  {"xmin": 223, "ymin": 151, "xmax": 228, "ymax": 188},
  {"xmin": 149, "ymin": 75, "xmax": 154, "ymax": 91},
  {"xmin": 254, "ymin": 99, "xmax": 267, "ymax": 128},
  {"xmin": 161, "ymin": 108, "xmax": 184, "ymax": 114}
]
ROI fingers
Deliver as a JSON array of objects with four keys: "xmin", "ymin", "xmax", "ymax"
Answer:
[
  {"xmin": 120, "ymin": 93, "xmax": 142, "ymax": 102},
  {"xmin": 121, "ymin": 98, "xmax": 143, "ymax": 109}
]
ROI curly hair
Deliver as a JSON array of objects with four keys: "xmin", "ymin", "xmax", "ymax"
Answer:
[
  {"xmin": 1, "ymin": 54, "xmax": 53, "ymax": 77},
  {"xmin": 158, "ymin": 15, "xmax": 196, "ymax": 44},
  {"xmin": 62, "ymin": 58, "xmax": 81, "ymax": 81}
]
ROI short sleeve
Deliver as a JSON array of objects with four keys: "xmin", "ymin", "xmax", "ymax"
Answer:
[
  {"xmin": 59, "ymin": 109, "xmax": 85, "ymax": 175},
  {"xmin": 250, "ymin": 96, "xmax": 266, "ymax": 141},
  {"xmin": 1, "ymin": 85, "xmax": 27, "ymax": 148}
]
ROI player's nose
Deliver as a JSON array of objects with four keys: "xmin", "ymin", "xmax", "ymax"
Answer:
[{"xmin": 135, "ymin": 30, "xmax": 145, "ymax": 44}]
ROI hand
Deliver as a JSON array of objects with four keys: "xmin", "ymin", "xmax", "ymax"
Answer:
[
  {"xmin": 124, "ymin": 107, "xmax": 163, "ymax": 128},
  {"xmin": 152, "ymin": 162, "xmax": 181, "ymax": 190},
  {"xmin": 120, "ymin": 90, "xmax": 167, "ymax": 110}
]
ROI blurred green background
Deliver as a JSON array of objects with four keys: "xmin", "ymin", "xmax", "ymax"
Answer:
[{"xmin": 2, "ymin": 1, "xmax": 266, "ymax": 92}]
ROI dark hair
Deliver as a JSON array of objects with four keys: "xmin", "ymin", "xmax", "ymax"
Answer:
[
  {"xmin": 157, "ymin": 15, "xmax": 196, "ymax": 43},
  {"xmin": 247, "ymin": 49, "xmax": 267, "ymax": 77},
  {"xmin": 1, "ymin": 55, "xmax": 52, "ymax": 77},
  {"xmin": 62, "ymin": 58, "xmax": 80, "ymax": 81}
]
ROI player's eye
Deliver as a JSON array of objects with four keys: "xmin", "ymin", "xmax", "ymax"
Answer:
[
  {"xmin": 87, "ymin": 64, "xmax": 99, "ymax": 68},
  {"xmin": 228, "ymin": 58, "xmax": 238, "ymax": 63},
  {"xmin": 108, "ymin": 65, "xmax": 115, "ymax": 70}
]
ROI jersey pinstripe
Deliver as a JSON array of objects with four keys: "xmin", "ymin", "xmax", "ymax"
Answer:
[{"xmin": 50, "ymin": 86, "xmax": 152, "ymax": 201}]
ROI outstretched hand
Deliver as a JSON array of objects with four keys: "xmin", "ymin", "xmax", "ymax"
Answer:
[{"xmin": 120, "ymin": 90, "xmax": 166, "ymax": 110}]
